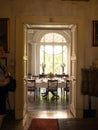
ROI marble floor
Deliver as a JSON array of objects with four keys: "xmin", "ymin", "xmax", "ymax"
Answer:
[{"xmin": 27, "ymin": 88, "xmax": 70, "ymax": 111}]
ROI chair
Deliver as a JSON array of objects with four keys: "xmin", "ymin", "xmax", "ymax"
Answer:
[
  {"xmin": 64, "ymin": 79, "xmax": 70, "ymax": 101},
  {"xmin": 39, "ymin": 74, "xmax": 47, "ymax": 78},
  {"xmin": 55, "ymin": 74, "xmax": 69, "ymax": 97},
  {"xmin": 42, "ymin": 79, "xmax": 59, "ymax": 99},
  {"xmin": 32, "ymin": 75, "xmax": 39, "ymax": 78},
  {"xmin": 27, "ymin": 79, "xmax": 36, "ymax": 101},
  {"xmin": 55, "ymin": 74, "xmax": 69, "ymax": 78}
]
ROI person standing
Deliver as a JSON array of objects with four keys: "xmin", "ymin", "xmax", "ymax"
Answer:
[{"xmin": 0, "ymin": 46, "xmax": 10, "ymax": 128}]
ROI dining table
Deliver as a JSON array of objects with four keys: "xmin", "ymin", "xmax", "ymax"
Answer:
[
  {"xmin": 27, "ymin": 77, "xmax": 67, "ymax": 98},
  {"xmin": 27, "ymin": 77, "xmax": 67, "ymax": 89}
]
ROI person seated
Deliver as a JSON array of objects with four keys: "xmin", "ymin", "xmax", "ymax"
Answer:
[{"xmin": 0, "ymin": 46, "xmax": 10, "ymax": 128}]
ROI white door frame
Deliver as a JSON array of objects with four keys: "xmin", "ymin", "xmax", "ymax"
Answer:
[{"xmin": 16, "ymin": 16, "xmax": 85, "ymax": 119}]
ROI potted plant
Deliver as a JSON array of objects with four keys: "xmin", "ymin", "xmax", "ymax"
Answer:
[{"xmin": 48, "ymin": 72, "xmax": 54, "ymax": 79}]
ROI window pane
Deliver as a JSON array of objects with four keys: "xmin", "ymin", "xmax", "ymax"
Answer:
[
  {"xmin": 41, "ymin": 33, "xmax": 66, "ymax": 43},
  {"xmin": 45, "ymin": 53, "xmax": 53, "ymax": 73},
  {"xmin": 54, "ymin": 33, "xmax": 65, "ymax": 42},
  {"xmin": 40, "ymin": 46, "xmax": 44, "ymax": 62},
  {"xmin": 40, "ymin": 45, "xmax": 44, "ymax": 73},
  {"xmin": 54, "ymin": 46, "xmax": 62, "ymax": 54},
  {"xmin": 45, "ymin": 45, "xmax": 53, "ymax": 54},
  {"xmin": 41, "ymin": 33, "xmax": 53, "ymax": 42},
  {"xmin": 54, "ymin": 53, "xmax": 62, "ymax": 74}
]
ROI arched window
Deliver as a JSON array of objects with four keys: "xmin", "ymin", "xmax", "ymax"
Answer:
[{"xmin": 40, "ymin": 33, "xmax": 68, "ymax": 74}]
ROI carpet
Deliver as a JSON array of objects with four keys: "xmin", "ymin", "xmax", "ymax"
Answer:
[{"xmin": 28, "ymin": 119, "xmax": 58, "ymax": 130}]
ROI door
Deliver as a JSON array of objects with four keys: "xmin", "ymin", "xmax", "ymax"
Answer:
[
  {"xmin": 23, "ymin": 25, "xmax": 28, "ymax": 116},
  {"xmin": 70, "ymin": 25, "xmax": 77, "ymax": 117}
]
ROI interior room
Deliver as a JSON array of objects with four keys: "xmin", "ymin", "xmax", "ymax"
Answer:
[
  {"xmin": 0, "ymin": 0, "xmax": 98, "ymax": 130},
  {"xmin": 26, "ymin": 24, "xmax": 76, "ymax": 112}
]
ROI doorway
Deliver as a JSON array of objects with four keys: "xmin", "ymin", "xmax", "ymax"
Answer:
[
  {"xmin": 25, "ymin": 24, "xmax": 77, "ymax": 117},
  {"xmin": 15, "ymin": 16, "xmax": 84, "ymax": 119}
]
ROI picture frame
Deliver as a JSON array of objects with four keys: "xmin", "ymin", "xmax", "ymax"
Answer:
[
  {"xmin": 0, "ymin": 57, "xmax": 7, "ymax": 66},
  {"xmin": 92, "ymin": 21, "xmax": 98, "ymax": 47},
  {"xmin": 61, "ymin": 0, "xmax": 89, "ymax": 1},
  {"xmin": 0, "ymin": 18, "xmax": 10, "ymax": 52}
]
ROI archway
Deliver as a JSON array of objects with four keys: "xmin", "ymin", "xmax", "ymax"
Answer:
[{"xmin": 27, "ymin": 28, "xmax": 71, "ymax": 76}]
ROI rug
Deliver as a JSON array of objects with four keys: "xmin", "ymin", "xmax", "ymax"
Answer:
[{"xmin": 28, "ymin": 119, "xmax": 58, "ymax": 130}]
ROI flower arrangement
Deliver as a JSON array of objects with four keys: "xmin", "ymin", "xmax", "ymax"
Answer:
[{"xmin": 48, "ymin": 72, "xmax": 54, "ymax": 79}]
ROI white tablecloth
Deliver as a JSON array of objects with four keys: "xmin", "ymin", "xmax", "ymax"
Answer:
[{"xmin": 28, "ymin": 78, "xmax": 66, "ymax": 88}]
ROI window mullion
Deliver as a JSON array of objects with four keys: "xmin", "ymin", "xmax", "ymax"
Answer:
[
  {"xmin": 44, "ymin": 36, "xmax": 45, "ymax": 63},
  {"xmin": 62, "ymin": 44, "xmax": 63, "ymax": 64},
  {"xmin": 53, "ymin": 34, "xmax": 54, "ymax": 73},
  {"xmin": 53, "ymin": 44, "xmax": 54, "ymax": 73}
]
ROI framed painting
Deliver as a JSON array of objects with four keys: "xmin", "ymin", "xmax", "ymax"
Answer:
[
  {"xmin": 61, "ymin": 0, "xmax": 89, "ymax": 1},
  {"xmin": 0, "ymin": 18, "xmax": 10, "ymax": 52},
  {"xmin": 92, "ymin": 21, "xmax": 98, "ymax": 47}
]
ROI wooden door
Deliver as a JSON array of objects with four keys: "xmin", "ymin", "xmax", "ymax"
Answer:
[{"xmin": 23, "ymin": 25, "xmax": 28, "ymax": 116}]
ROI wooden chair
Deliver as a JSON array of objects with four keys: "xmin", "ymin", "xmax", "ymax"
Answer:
[
  {"xmin": 55, "ymin": 74, "xmax": 69, "ymax": 98},
  {"xmin": 39, "ymin": 74, "xmax": 47, "ymax": 79},
  {"xmin": 48, "ymin": 79, "xmax": 58, "ymax": 94},
  {"xmin": 42, "ymin": 79, "xmax": 59, "ymax": 100},
  {"xmin": 55, "ymin": 74, "xmax": 69, "ymax": 78},
  {"xmin": 27, "ymin": 79, "xmax": 36, "ymax": 101},
  {"xmin": 64, "ymin": 79, "xmax": 70, "ymax": 101}
]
